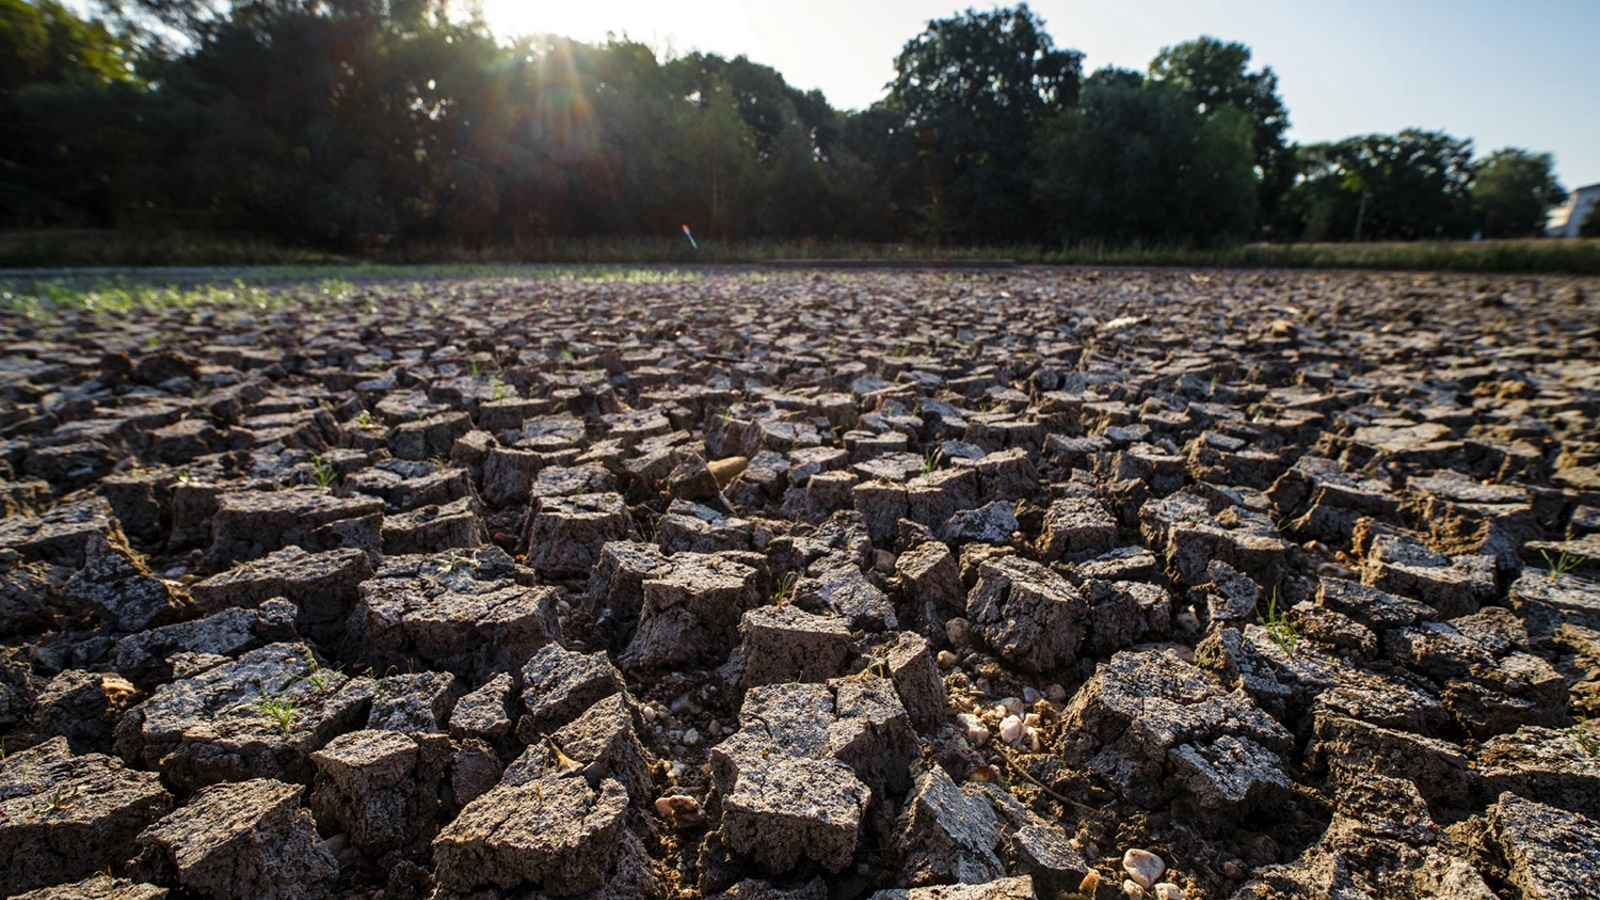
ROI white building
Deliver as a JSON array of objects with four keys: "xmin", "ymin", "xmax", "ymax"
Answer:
[{"xmin": 1547, "ymin": 182, "xmax": 1600, "ymax": 237}]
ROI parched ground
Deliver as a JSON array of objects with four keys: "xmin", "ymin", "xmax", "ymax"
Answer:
[{"xmin": 1, "ymin": 266, "xmax": 1599, "ymax": 900}]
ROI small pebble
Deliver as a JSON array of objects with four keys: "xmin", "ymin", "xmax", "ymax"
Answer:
[
  {"xmin": 557, "ymin": 599, "xmax": 572, "ymax": 614},
  {"xmin": 1153, "ymin": 883, "xmax": 1184, "ymax": 900},
  {"xmin": 1222, "ymin": 860, "xmax": 1246, "ymax": 880},
  {"xmin": 936, "ymin": 650, "xmax": 958, "ymax": 669},
  {"xmin": 654, "ymin": 794, "xmax": 706, "ymax": 830},
  {"xmin": 682, "ymin": 728, "xmax": 701, "ymax": 747},
  {"xmin": 1122, "ymin": 880, "xmax": 1146, "ymax": 899},
  {"xmin": 998, "ymin": 714, "xmax": 1024, "ymax": 744},
  {"xmin": 1022, "ymin": 686, "xmax": 1041, "ymax": 705},
  {"xmin": 669, "ymin": 694, "xmax": 695, "ymax": 714},
  {"xmin": 641, "ymin": 705, "xmax": 658, "ymax": 723},
  {"xmin": 1123, "ymin": 848, "xmax": 1166, "ymax": 888},
  {"xmin": 998, "ymin": 696, "xmax": 1024, "ymax": 716},
  {"xmin": 668, "ymin": 761, "xmax": 686, "ymax": 781},
  {"xmin": 1045, "ymin": 683, "xmax": 1068, "ymax": 703},
  {"xmin": 958, "ymin": 712, "xmax": 989, "ymax": 746},
  {"xmin": 946, "ymin": 617, "xmax": 972, "ymax": 648},
  {"xmin": 1078, "ymin": 872, "xmax": 1103, "ymax": 894}
]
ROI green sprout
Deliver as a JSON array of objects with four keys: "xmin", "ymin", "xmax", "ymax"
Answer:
[
  {"xmin": 309, "ymin": 454, "xmax": 336, "ymax": 489},
  {"xmin": 468, "ymin": 359, "xmax": 481, "ymax": 379},
  {"xmin": 772, "ymin": 572, "xmax": 800, "ymax": 607},
  {"xmin": 353, "ymin": 409, "xmax": 376, "ymax": 428},
  {"xmin": 1572, "ymin": 717, "xmax": 1599, "ymax": 756},
  {"xmin": 490, "ymin": 377, "xmax": 508, "ymax": 401},
  {"xmin": 429, "ymin": 455, "xmax": 451, "ymax": 471},
  {"xmin": 920, "ymin": 446, "xmax": 942, "ymax": 476},
  {"xmin": 1256, "ymin": 587, "xmax": 1298, "ymax": 658},
  {"xmin": 1541, "ymin": 548, "xmax": 1588, "ymax": 581},
  {"xmin": 249, "ymin": 684, "xmax": 300, "ymax": 739}
]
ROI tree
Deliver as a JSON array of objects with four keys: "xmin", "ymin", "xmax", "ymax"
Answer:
[
  {"xmin": 1034, "ymin": 72, "xmax": 1255, "ymax": 246},
  {"xmin": 1471, "ymin": 148, "xmax": 1564, "ymax": 237},
  {"xmin": 1289, "ymin": 130, "xmax": 1475, "ymax": 240},
  {"xmin": 1148, "ymin": 36, "xmax": 1289, "ymax": 233},
  {"xmin": 886, "ymin": 4, "xmax": 1082, "ymax": 242}
]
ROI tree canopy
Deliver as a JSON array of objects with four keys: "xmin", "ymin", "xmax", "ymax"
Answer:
[{"xmin": 0, "ymin": 1, "xmax": 1574, "ymax": 250}]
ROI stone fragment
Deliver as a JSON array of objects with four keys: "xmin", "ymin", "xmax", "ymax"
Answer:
[
  {"xmin": 138, "ymin": 778, "xmax": 337, "ymax": 900},
  {"xmin": 0, "ymin": 737, "xmax": 172, "ymax": 896}
]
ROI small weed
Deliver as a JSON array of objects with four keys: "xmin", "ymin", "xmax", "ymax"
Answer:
[
  {"xmin": 1208, "ymin": 374, "xmax": 1219, "ymax": 397},
  {"xmin": 1541, "ymin": 548, "xmax": 1588, "ymax": 581},
  {"xmin": 429, "ymin": 455, "xmax": 451, "ymax": 471},
  {"xmin": 353, "ymin": 409, "xmax": 377, "ymax": 428},
  {"xmin": 1572, "ymin": 717, "xmax": 1599, "ymax": 756},
  {"xmin": 920, "ymin": 446, "xmax": 942, "ymax": 476},
  {"xmin": 468, "ymin": 359, "xmax": 481, "ymax": 379},
  {"xmin": 1256, "ymin": 587, "xmax": 1298, "ymax": 658},
  {"xmin": 39, "ymin": 783, "xmax": 81, "ymax": 815},
  {"xmin": 309, "ymin": 454, "xmax": 336, "ymax": 489},
  {"xmin": 490, "ymin": 377, "xmax": 508, "ymax": 401},
  {"xmin": 302, "ymin": 655, "xmax": 338, "ymax": 693},
  {"xmin": 249, "ymin": 685, "xmax": 300, "ymax": 739},
  {"xmin": 772, "ymin": 572, "xmax": 800, "ymax": 607}
]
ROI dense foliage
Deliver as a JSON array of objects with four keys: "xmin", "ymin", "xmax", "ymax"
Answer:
[{"xmin": 0, "ymin": 1, "xmax": 1570, "ymax": 251}]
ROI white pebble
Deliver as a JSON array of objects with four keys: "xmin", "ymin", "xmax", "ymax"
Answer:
[
  {"xmin": 682, "ymin": 728, "xmax": 701, "ymax": 746},
  {"xmin": 998, "ymin": 714, "xmax": 1025, "ymax": 744},
  {"xmin": 1024, "ymin": 726, "xmax": 1041, "ymax": 752},
  {"xmin": 668, "ymin": 761, "xmax": 686, "ymax": 781},
  {"xmin": 958, "ymin": 712, "xmax": 989, "ymax": 746},
  {"xmin": 1153, "ymin": 884, "xmax": 1185, "ymax": 900},
  {"xmin": 998, "ymin": 696, "xmax": 1024, "ymax": 717},
  {"xmin": 1122, "ymin": 880, "xmax": 1146, "ymax": 899},
  {"xmin": 1123, "ymin": 848, "xmax": 1167, "ymax": 889},
  {"xmin": 641, "ymin": 705, "xmax": 658, "ymax": 723}
]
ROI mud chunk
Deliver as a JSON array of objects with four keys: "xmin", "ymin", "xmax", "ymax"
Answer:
[
  {"xmin": 113, "ymin": 602, "xmax": 293, "ymax": 686},
  {"xmin": 797, "ymin": 557, "xmax": 898, "ymax": 631},
  {"xmin": 349, "ymin": 548, "xmax": 556, "ymax": 682},
  {"xmin": 310, "ymin": 729, "xmax": 443, "ymax": 853},
  {"xmin": 1358, "ymin": 526, "xmax": 1496, "ymax": 619},
  {"xmin": 0, "ymin": 737, "xmax": 172, "ymax": 896},
  {"xmin": 867, "ymin": 877, "xmax": 1036, "ymax": 900},
  {"xmin": 945, "ymin": 500, "xmax": 1018, "ymax": 545},
  {"xmin": 622, "ymin": 551, "xmax": 766, "ymax": 672},
  {"xmin": 114, "ymin": 642, "xmax": 374, "ymax": 792},
  {"xmin": 853, "ymin": 481, "xmax": 909, "ymax": 549},
  {"xmin": 367, "ymin": 671, "xmax": 457, "ymax": 733},
  {"xmin": 431, "ymin": 774, "xmax": 629, "ymax": 894},
  {"xmin": 1139, "ymin": 487, "xmax": 1289, "ymax": 587},
  {"xmin": 522, "ymin": 491, "xmax": 634, "ymax": 578},
  {"xmin": 9, "ymin": 876, "xmax": 168, "ymax": 899},
  {"xmin": 894, "ymin": 766, "xmax": 1004, "ymax": 886},
  {"xmin": 657, "ymin": 499, "xmax": 757, "ymax": 554},
  {"xmin": 1035, "ymin": 492, "xmax": 1117, "ymax": 562},
  {"xmin": 204, "ymin": 487, "xmax": 383, "ymax": 569},
  {"xmin": 188, "ymin": 545, "xmax": 372, "ymax": 641},
  {"xmin": 450, "ymin": 672, "xmax": 514, "ymax": 741},
  {"xmin": 381, "ymin": 496, "xmax": 487, "ymax": 555},
  {"xmin": 1057, "ymin": 649, "xmax": 1293, "ymax": 820},
  {"xmin": 895, "ymin": 540, "xmax": 963, "ymax": 622},
  {"xmin": 1267, "ymin": 455, "xmax": 1398, "ymax": 542},
  {"xmin": 1475, "ymin": 726, "xmax": 1600, "ymax": 821},
  {"xmin": 966, "ymin": 556, "xmax": 1086, "ymax": 672},
  {"xmin": 878, "ymin": 631, "xmax": 947, "ymax": 729},
  {"xmin": 1315, "ymin": 576, "xmax": 1435, "ymax": 632},
  {"xmin": 738, "ymin": 604, "xmax": 854, "ymax": 688},
  {"xmin": 33, "ymin": 669, "xmax": 135, "ymax": 753},
  {"xmin": 517, "ymin": 644, "xmax": 625, "ymax": 741},
  {"xmin": 1475, "ymin": 792, "xmax": 1600, "ymax": 900},
  {"xmin": 513, "ymin": 693, "xmax": 653, "ymax": 805},
  {"xmin": 137, "ymin": 778, "xmax": 336, "ymax": 900},
  {"xmin": 62, "ymin": 531, "xmax": 185, "ymax": 633},
  {"xmin": 0, "ymin": 497, "xmax": 124, "ymax": 568},
  {"xmin": 1507, "ymin": 568, "xmax": 1600, "ymax": 648}
]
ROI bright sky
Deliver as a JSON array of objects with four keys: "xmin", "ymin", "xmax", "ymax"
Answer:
[{"xmin": 481, "ymin": 0, "xmax": 1600, "ymax": 191}]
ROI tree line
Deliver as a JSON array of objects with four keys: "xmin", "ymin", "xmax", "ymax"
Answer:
[{"xmin": 0, "ymin": 0, "xmax": 1577, "ymax": 252}]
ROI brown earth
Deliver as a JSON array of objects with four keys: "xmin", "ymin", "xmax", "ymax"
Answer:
[{"xmin": 1, "ymin": 266, "xmax": 1599, "ymax": 899}]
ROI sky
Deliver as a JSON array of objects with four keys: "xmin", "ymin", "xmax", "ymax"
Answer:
[{"xmin": 481, "ymin": 0, "xmax": 1600, "ymax": 191}]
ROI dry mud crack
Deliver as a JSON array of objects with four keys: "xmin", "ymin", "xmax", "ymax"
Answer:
[{"xmin": 2, "ymin": 266, "xmax": 1600, "ymax": 899}]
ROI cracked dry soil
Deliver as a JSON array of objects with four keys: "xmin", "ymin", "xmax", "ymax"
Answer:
[{"xmin": 1, "ymin": 266, "xmax": 1599, "ymax": 900}]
